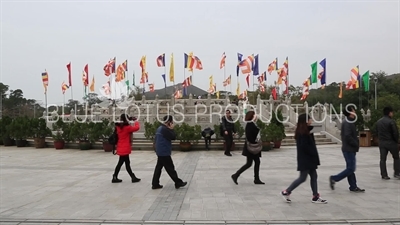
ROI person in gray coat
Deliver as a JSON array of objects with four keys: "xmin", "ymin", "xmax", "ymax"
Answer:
[
  {"xmin": 376, "ymin": 106, "xmax": 400, "ymax": 179},
  {"xmin": 329, "ymin": 105, "xmax": 365, "ymax": 192}
]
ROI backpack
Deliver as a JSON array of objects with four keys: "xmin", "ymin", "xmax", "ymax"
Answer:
[{"xmin": 108, "ymin": 128, "xmax": 118, "ymax": 155}]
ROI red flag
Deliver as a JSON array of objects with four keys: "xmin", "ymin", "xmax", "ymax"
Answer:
[
  {"xmin": 271, "ymin": 87, "xmax": 277, "ymax": 100},
  {"xmin": 66, "ymin": 62, "xmax": 72, "ymax": 86},
  {"xmin": 83, "ymin": 64, "xmax": 89, "ymax": 86}
]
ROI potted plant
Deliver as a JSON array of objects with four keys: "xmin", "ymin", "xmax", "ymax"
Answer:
[
  {"xmin": 100, "ymin": 119, "xmax": 114, "ymax": 152},
  {"xmin": 8, "ymin": 116, "xmax": 30, "ymax": 147},
  {"xmin": 234, "ymin": 120, "xmax": 245, "ymax": 140},
  {"xmin": 256, "ymin": 120, "xmax": 272, "ymax": 151},
  {"xmin": 365, "ymin": 109, "xmax": 381, "ymax": 146},
  {"xmin": 0, "ymin": 116, "xmax": 14, "ymax": 146},
  {"xmin": 144, "ymin": 120, "xmax": 161, "ymax": 150},
  {"xmin": 31, "ymin": 118, "xmax": 51, "ymax": 148},
  {"xmin": 52, "ymin": 120, "xmax": 66, "ymax": 149},
  {"xmin": 70, "ymin": 121, "xmax": 93, "ymax": 150},
  {"xmin": 213, "ymin": 124, "xmax": 220, "ymax": 142},
  {"xmin": 269, "ymin": 123, "xmax": 285, "ymax": 148},
  {"xmin": 175, "ymin": 123, "xmax": 201, "ymax": 151}
]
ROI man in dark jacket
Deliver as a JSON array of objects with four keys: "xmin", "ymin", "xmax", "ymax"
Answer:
[
  {"xmin": 376, "ymin": 106, "xmax": 400, "ymax": 179},
  {"xmin": 329, "ymin": 105, "xmax": 365, "ymax": 192},
  {"xmin": 151, "ymin": 115, "xmax": 187, "ymax": 190},
  {"xmin": 221, "ymin": 110, "xmax": 236, "ymax": 156},
  {"xmin": 201, "ymin": 127, "xmax": 215, "ymax": 150}
]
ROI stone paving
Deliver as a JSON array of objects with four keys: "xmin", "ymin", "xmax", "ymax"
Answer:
[{"xmin": 0, "ymin": 145, "xmax": 399, "ymax": 225}]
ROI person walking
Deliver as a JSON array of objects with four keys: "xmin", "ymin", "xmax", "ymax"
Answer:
[
  {"xmin": 376, "ymin": 106, "xmax": 400, "ymax": 179},
  {"xmin": 221, "ymin": 110, "xmax": 236, "ymax": 156},
  {"xmin": 281, "ymin": 114, "xmax": 327, "ymax": 203},
  {"xmin": 329, "ymin": 105, "xmax": 365, "ymax": 192},
  {"xmin": 151, "ymin": 115, "xmax": 187, "ymax": 190},
  {"xmin": 112, "ymin": 114, "xmax": 141, "ymax": 183},
  {"xmin": 201, "ymin": 127, "xmax": 214, "ymax": 150},
  {"xmin": 231, "ymin": 111, "xmax": 264, "ymax": 185}
]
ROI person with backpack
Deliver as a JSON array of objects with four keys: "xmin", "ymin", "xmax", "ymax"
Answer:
[
  {"xmin": 111, "ymin": 114, "xmax": 141, "ymax": 183},
  {"xmin": 221, "ymin": 109, "xmax": 236, "ymax": 156},
  {"xmin": 201, "ymin": 127, "xmax": 215, "ymax": 150},
  {"xmin": 281, "ymin": 113, "xmax": 327, "ymax": 204}
]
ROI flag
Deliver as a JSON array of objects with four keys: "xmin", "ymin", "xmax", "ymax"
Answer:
[
  {"xmin": 267, "ymin": 58, "xmax": 278, "ymax": 74},
  {"xmin": 271, "ymin": 87, "xmax": 277, "ymax": 100},
  {"xmin": 115, "ymin": 64, "xmax": 125, "ymax": 82},
  {"xmin": 174, "ymin": 90, "xmax": 182, "ymax": 99},
  {"xmin": 103, "ymin": 57, "xmax": 116, "ymax": 76},
  {"xmin": 61, "ymin": 81, "xmax": 69, "ymax": 94},
  {"xmin": 90, "ymin": 77, "xmax": 95, "ymax": 92},
  {"xmin": 311, "ymin": 61, "xmax": 318, "ymax": 83},
  {"xmin": 236, "ymin": 53, "xmax": 243, "ymax": 77},
  {"xmin": 140, "ymin": 55, "xmax": 146, "ymax": 77},
  {"xmin": 156, "ymin": 54, "xmax": 165, "ymax": 67},
  {"xmin": 182, "ymin": 76, "xmax": 192, "ymax": 87},
  {"xmin": 351, "ymin": 66, "xmax": 360, "ymax": 88},
  {"xmin": 149, "ymin": 83, "xmax": 155, "ymax": 92},
  {"xmin": 102, "ymin": 81, "xmax": 111, "ymax": 96},
  {"xmin": 41, "ymin": 70, "xmax": 48, "ymax": 94},
  {"xmin": 82, "ymin": 64, "xmax": 89, "ymax": 86},
  {"xmin": 220, "ymin": 52, "xmax": 226, "ymax": 69},
  {"xmin": 161, "ymin": 74, "xmax": 166, "ymax": 88},
  {"xmin": 209, "ymin": 75, "xmax": 213, "ymax": 90},
  {"xmin": 216, "ymin": 91, "xmax": 220, "ymax": 99},
  {"xmin": 140, "ymin": 72, "xmax": 148, "ymax": 84},
  {"xmin": 184, "ymin": 52, "xmax": 194, "ymax": 71},
  {"xmin": 122, "ymin": 60, "xmax": 128, "ymax": 71},
  {"xmin": 193, "ymin": 56, "xmax": 203, "ymax": 70},
  {"xmin": 339, "ymin": 82, "xmax": 343, "ymax": 98},
  {"xmin": 169, "ymin": 53, "xmax": 175, "ymax": 82},
  {"xmin": 362, "ymin": 70, "xmax": 370, "ymax": 92},
  {"xmin": 223, "ymin": 75, "xmax": 231, "ymax": 87},
  {"xmin": 66, "ymin": 62, "xmax": 72, "ymax": 86},
  {"xmin": 239, "ymin": 55, "xmax": 255, "ymax": 74},
  {"xmin": 300, "ymin": 76, "xmax": 311, "ymax": 101},
  {"xmin": 261, "ymin": 71, "xmax": 267, "ymax": 82},
  {"xmin": 132, "ymin": 71, "xmax": 135, "ymax": 86},
  {"xmin": 236, "ymin": 82, "xmax": 240, "ymax": 96},
  {"xmin": 283, "ymin": 57, "xmax": 289, "ymax": 94},
  {"xmin": 252, "ymin": 54, "xmax": 259, "ymax": 75},
  {"xmin": 257, "ymin": 75, "xmax": 265, "ymax": 84},
  {"xmin": 245, "ymin": 74, "xmax": 250, "ymax": 87},
  {"xmin": 319, "ymin": 58, "xmax": 326, "ymax": 88}
]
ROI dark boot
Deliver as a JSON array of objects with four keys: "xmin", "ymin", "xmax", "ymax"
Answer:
[
  {"xmin": 231, "ymin": 174, "xmax": 238, "ymax": 185},
  {"xmin": 254, "ymin": 179, "xmax": 265, "ymax": 185},
  {"xmin": 130, "ymin": 173, "xmax": 141, "ymax": 183},
  {"xmin": 112, "ymin": 175, "xmax": 122, "ymax": 183}
]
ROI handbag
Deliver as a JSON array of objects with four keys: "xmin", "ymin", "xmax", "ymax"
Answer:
[{"xmin": 246, "ymin": 132, "xmax": 262, "ymax": 155}]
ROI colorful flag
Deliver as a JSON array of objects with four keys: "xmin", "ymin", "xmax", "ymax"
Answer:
[
  {"xmin": 339, "ymin": 82, "xmax": 343, "ymax": 98},
  {"xmin": 236, "ymin": 82, "xmax": 240, "ymax": 96},
  {"xmin": 311, "ymin": 61, "xmax": 318, "ymax": 84},
  {"xmin": 102, "ymin": 81, "xmax": 111, "ymax": 96},
  {"xmin": 169, "ymin": 53, "xmax": 175, "ymax": 82},
  {"xmin": 82, "ymin": 64, "xmax": 89, "ymax": 86},
  {"xmin": 236, "ymin": 53, "xmax": 243, "ymax": 77},
  {"xmin": 90, "ymin": 77, "xmax": 95, "ymax": 92},
  {"xmin": 193, "ymin": 56, "xmax": 203, "ymax": 70},
  {"xmin": 267, "ymin": 58, "xmax": 278, "ymax": 74},
  {"xmin": 319, "ymin": 58, "xmax": 326, "ymax": 88},
  {"xmin": 103, "ymin": 57, "xmax": 116, "ymax": 76},
  {"xmin": 115, "ymin": 64, "xmax": 125, "ymax": 82},
  {"xmin": 184, "ymin": 52, "xmax": 194, "ymax": 71},
  {"xmin": 41, "ymin": 70, "xmax": 48, "ymax": 94},
  {"xmin": 257, "ymin": 75, "xmax": 265, "ymax": 84},
  {"xmin": 362, "ymin": 70, "xmax": 370, "ymax": 92},
  {"xmin": 239, "ymin": 55, "xmax": 255, "ymax": 74},
  {"xmin": 271, "ymin": 87, "xmax": 277, "ymax": 100},
  {"xmin": 261, "ymin": 71, "xmax": 267, "ymax": 82},
  {"xmin": 351, "ymin": 66, "xmax": 360, "ymax": 88},
  {"xmin": 182, "ymin": 76, "xmax": 192, "ymax": 87},
  {"xmin": 223, "ymin": 75, "xmax": 231, "ymax": 87},
  {"xmin": 252, "ymin": 54, "xmax": 259, "ymax": 75},
  {"xmin": 61, "ymin": 81, "xmax": 69, "ymax": 94},
  {"xmin": 161, "ymin": 74, "xmax": 166, "ymax": 88},
  {"xmin": 140, "ymin": 55, "xmax": 146, "ymax": 78},
  {"xmin": 66, "ymin": 62, "xmax": 72, "ymax": 86},
  {"xmin": 156, "ymin": 54, "xmax": 165, "ymax": 67},
  {"xmin": 140, "ymin": 72, "xmax": 148, "ymax": 84},
  {"xmin": 122, "ymin": 60, "xmax": 128, "ymax": 71},
  {"xmin": 209, "ymin": 75, "xmax": 213, "ymax": 90},
  {"xmin": 220, "ymin": 52, "xmax": 226, "ymax": 69}
]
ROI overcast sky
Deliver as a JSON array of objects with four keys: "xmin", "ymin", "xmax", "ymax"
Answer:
[{"xmin": 1, "ymin": 0, "xmax": 399, "ymax": 105}]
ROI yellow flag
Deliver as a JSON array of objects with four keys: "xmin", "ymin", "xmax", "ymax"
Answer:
[
  {"xmin": 169, "ymin": 53, "xmax": 174, "ymax": 82},
  {"xmin": 90, "ymin": 77, "xmax": 95, "ymax": 92},
  {"xmin": 209, "ymin": 75, "xmax": 213, "ymax": 90},
  {"xmin": 236, "ymin": 83, "xmax": 240, "ymax": 96},
  {"xmin": 216, "ymin": 91, "xmax": 220, "ymax": 99},
  {"xmin": 338, "ymin": 82, "xmax": 343, "ymax": 99}
]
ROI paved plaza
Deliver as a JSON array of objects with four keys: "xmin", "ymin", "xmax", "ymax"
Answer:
[{"xmin": 0, "ymin": 145, "xmax": 399, "ymax": 225}]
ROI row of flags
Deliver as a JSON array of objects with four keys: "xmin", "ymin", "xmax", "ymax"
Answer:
[{"xmin": 300, "ymin": 58, "xmax": 327, "ymax": 100}]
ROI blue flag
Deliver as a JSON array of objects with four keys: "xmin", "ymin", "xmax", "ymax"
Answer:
[
  {"xmin": 252, "ymin": 54, "xmax": 259, "ymax": 76},
  {"xmin": 319, "ymin": 58, "xmax": 326, "ymax": 86},
  {"xmin": 161, "ymin": 74, "xmax": 166, "ymax": 88},
  {"xmin": 236, "ymin": 53, "xmax": 243, "ymax": 77}
]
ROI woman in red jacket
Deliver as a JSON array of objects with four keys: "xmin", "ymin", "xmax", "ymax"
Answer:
[{"xmin": 112, "ymin": 114, "xmax": 141, "ymax": 183}]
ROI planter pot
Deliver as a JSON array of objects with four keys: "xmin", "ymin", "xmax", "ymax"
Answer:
[
  {"xmin": 372, "ymin": 136, "xmax": 379, "ymax": 146},
  {"xmin": 79, "ymin": 141, "xmax": 91, "ymax": 150},
  {"xmin": 54, "ymin": 140, "xmax": 65, "ymax": 150},
  {"xmin": 102, "ymin": 141, "xmax": 113, "ymax": 152},
  {"xmin": 273, "ymin": 140, "xmax": 282, "ymax": 149},
  {"xmin": 179, "ymin": 142, "xmax": 192, "ymax": 151},
  {"xmin": 262, "ymin": 141, "xmax": 272, "ymax": 151},
  {"xmin": 223, "ymin": 142, "xmax": 235, "ymax": 151},
  {"xmin": 359, "ymin": 131, "xmax": 371, "ymax": 147},
  {"xmin": 2, "ymin": 137, "xmax": 14, "ymax": 146},
  {"xmin": 15, "ymin": 139, "xmax": 27, "ymax": 147},
  {"xmin": 34, "ymin": 137, "xmax": 46, "ymax": 148}
]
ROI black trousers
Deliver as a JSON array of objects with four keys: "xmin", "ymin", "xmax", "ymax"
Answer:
[
  {"xmin": 235, "ymin": 156, "xmax": 261, "ymax": 180},
  {"xmin": 152, "ymin": 156, "xmax": 183, "ymax": 186},
  {"xmin": 224, "ymin": 131, "xmax": 233, "ymax": 154},
  {"xmin": 286, "ymin": 169, "xmax": 318, "ymax": 196},
  {"xmin": 379, "ymin": 142, "xmax": 400, "ymax": 177},
  {"xmin": 204, "ymin": 137, "xmax": 211, "ymax": 149},
  {"xmin": 114, "ymin": 155, "xmax": 135, "ymax": 177}
]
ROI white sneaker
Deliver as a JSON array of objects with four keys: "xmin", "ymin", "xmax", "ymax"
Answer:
[
  {"xmin": 312, "ymin": 197, "xmax": 327, "ymax": 204},
  {"xmin": 281, "ymin": 190, "xmax": 291, "ymax": 203}
]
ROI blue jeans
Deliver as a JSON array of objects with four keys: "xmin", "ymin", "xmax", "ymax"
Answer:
[{"xmin": 331, "ymin": 151, "xmax": 357, "ymax": 190}]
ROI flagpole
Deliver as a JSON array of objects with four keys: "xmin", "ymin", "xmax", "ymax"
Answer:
[
  {"xmin": 63, "ymin": 93, "xmax": 65, "ymax": 116},
  {"xmin": 164, "ymin": 66, "xmax": 167, "ymax": 99},
  {"xmin": 45, "ymin": 91, "xmax": 48, "ymax": 118},
  {"xmin": 359, "ymin": 66, "xmax": 362, "ymax": 110},
  {"xmin": 286, "ymin": 57, "xmax": 289, "ymax": 96},
  {"xmin": 224, "ymin": 66, "xmax": 226, "ymax": 92}
]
